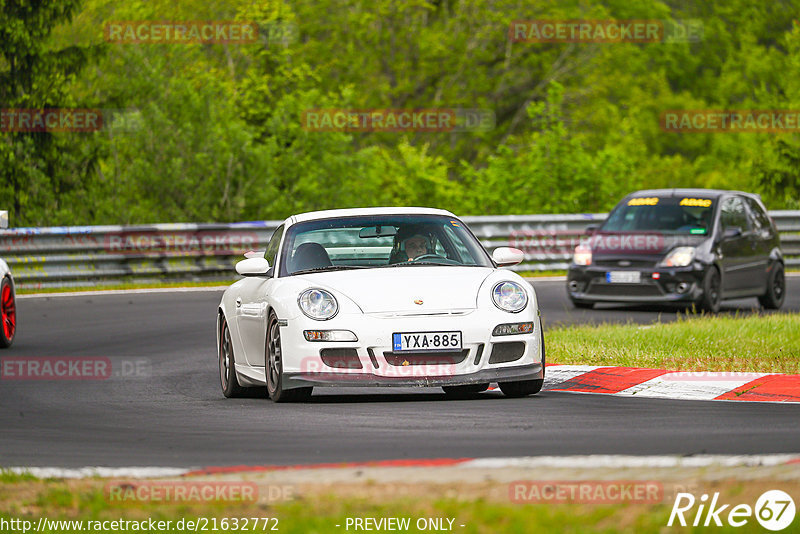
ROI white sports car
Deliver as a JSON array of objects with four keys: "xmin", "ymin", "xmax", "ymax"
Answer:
[
  {"xmin": 216, "ymin": 207, "xmax": 544, "ymax": 402},
  {"xmin": 0, "ymin": 258, "xmax": 16, "ymax": 349}
]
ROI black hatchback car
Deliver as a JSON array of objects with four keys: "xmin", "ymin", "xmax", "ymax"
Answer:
[{"xmin": 567, "ymin": 189, "xmax": 785, "ymax": 312}]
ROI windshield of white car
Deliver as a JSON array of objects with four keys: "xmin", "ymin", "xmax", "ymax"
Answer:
[
  {"xmin": 601, "ymin": 196, "xmax": 715, "ymax": 235},
  {"xmin": 280, "ymin": 214, "xmax": 492, "ymax": 276}
]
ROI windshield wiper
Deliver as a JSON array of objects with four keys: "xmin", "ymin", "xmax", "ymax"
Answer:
[
  {"xmin": 380, "ymin": 261, "xmax": 448, "ymax": 267},
  {"xmin": 291, "ymin": 265, "xmax": 369, "ymax": 275}
]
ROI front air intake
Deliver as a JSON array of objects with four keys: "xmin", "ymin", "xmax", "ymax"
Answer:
[
  {"xmin": 320, "ymin": 348, "xmax": 362, "ymax": 369},
  {"xmin": 488, "ymin": 342, "xmax": 525, "ymax": 364}
]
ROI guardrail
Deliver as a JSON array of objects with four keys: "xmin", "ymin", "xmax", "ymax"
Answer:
[{"xmin": 0, "ymin": 212, "xmax": 798, "ymax": 289}]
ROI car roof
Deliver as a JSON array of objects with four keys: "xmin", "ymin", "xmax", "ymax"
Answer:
[
  {"xmin": 624, "ymin": 188, "xmax": 761, "ymax": 200},
  {"xmin": 287, "ymin": 207, "xmax": 458, "ymax": 225}
]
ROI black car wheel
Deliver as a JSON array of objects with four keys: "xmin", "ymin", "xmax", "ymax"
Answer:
[
  {"xmin": 442, "ymin": 383, "xmax": 490, "ymax": 398},
  {"xmin": 699, "ymin": 267, "xmax": 721, "ymax": 313},
  {"xmin": 498, "ymin": 318, "xmax": 545, "ymax": 398},
  {"xmin": 758, "ymin": 263, "xmax": 786, "ymax": 310},
  {"xmin": 219, "ymin": 314, "xmax": 246, "ymax": 398},
  {"xmin": 570, "ymin": 299, "xmax": 594, "ymax": 309},
  {"xmin": 266, "ymin": 312, "xmax": 312, "ymax": 403}
]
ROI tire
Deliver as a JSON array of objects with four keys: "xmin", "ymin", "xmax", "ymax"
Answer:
[
  {"xmin": 0, "ymin": 277, "xmax": 16, "ymax": 349},
  {"xmin": 219, "ymin": 314, "xmax": 247, "ymax": 398},
  {"xmin": 266, "ymin": 312, "xmax": 312, "ymax": 403},
  {"xmin": 442, "ymin": 383, "xmax": 489, "ymax": 398},
  {"xmin": 699, "ymin": 267, "xmax": 721, "ymax": 313},
  {"xmin": 499, "ymin": 379, "xmax": 544, "ymax": 397},
  {"xmin": 498, "ymin": 318, "xmax": 545, "ymax": 398},
  {"xmin": 758, "ymin": 263, "xmax": 786, "ymax": 310},
  {"xmin": 570, "ymin": 299, "xmax": 594, "ymax": 309}
]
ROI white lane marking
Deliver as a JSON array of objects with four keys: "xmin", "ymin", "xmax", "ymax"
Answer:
[
  {"xmin": 17, "ymin": 286, "xmax": 229, "ymax": 299},
  {"xmin": 5, "ymin": 467, "xmax": 191, "ymax": 478},
  {"xmin": 464, "ymin": 454, "xmax": 800, "ymax": 469},
  {"xmin": 615, "ymin": 373, "xmax": 771, "ymax": 401},
  {"xmin": 543, "ymin": 365, "xmax": 602, "ymax": 389}
]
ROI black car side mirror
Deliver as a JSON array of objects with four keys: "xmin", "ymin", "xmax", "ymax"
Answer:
[
  {"xmin": 585, "ymin": 225, "xmax": 598, "ymax": 235},
  {"xmin": 722, "ymin": 226, "xmax": 742, "ymax": 240}
]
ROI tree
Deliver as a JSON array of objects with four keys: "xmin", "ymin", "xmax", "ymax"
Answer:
[{"xmin": 0, "ymin": 0, "xmax": 100, "ymax": 225}]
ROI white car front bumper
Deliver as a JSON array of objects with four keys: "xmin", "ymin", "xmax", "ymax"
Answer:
[{"xmin": 278, "ymin": 308, "xmax": 544, "ymax": 389}]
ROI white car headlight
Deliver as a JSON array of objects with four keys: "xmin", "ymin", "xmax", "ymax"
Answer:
[
  {"xmin": 659, "ymin": 247, "xmax": 696, "ymax": 268},
  {"xmin": 573, "ymin": 244, "xmax": 592, "ymax": 266},
  {"xmin": 298, "ymin": 288, "xmax": 338, "ymax": 320},
  {"xmin": 492, "ymin": 281, "xmax": 528, "ymax": 313}
]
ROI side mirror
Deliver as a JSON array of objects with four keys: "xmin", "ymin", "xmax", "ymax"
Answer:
[
  {"xmin": 584, "ymin": 224, "xmax": 598, "ymax": 234},
  {"xmin": 235, "ymin": 257, "xmax": 271, "ymax": 277},
  {"xmin": 492, "ymin": 247, "xmax": 524, "ymax": 267},
  {"xmin": 722, "ymin": 227, "xmax": 742, "ymax": 240}
]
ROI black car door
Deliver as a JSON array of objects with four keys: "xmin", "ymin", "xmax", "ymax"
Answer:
[
  {"xmin": 717, "ymin": 196, "xmax": 752, "ymax": 295},
  {"xmin": 742, "ymin": 197, "xmax": 774, "ymax": 294}
]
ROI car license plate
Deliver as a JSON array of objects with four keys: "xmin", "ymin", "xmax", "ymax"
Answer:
[
  {"xmin": 606, "ymin": 271, "xmax": 641, "ymax": 283},
  {"xmin": 392, "ymin": 331, "xmax": 462, "ymax": 352}
]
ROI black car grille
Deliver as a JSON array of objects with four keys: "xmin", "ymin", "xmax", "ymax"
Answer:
[
  {"xmin": 488, "ymin": 342, "xmax": 525, "ymax": 364},
  {"xmin": 320, "ymin": 348, "xmax": 363, "ymax": 369},
  {"xmin": 383, "ymin": 350, "xmax": 469, "ymax": 366},
  {"xmin": 593, "ymin": 259, "xmax": 658, "ymax": 268},
  {"xmin": 587, "ymin": 283, "xmax": 664, "ymax": 297}
]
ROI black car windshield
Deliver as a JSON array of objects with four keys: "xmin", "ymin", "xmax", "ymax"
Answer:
[
  {"xmin": 279, "ymin": 214, "xmax": 492, "ymax": 276},
  {"xmin": 601, "ymin": 196, "xmax": 715, "ymax": 234}
]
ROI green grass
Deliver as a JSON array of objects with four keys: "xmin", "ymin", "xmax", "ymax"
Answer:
[
  {"xmin": 17, "ymin": 279, "xmax": 235, "ymax": 295},
  {"xmin": 548, "ymin": 312, "xmax": 800, "ymax": 373},
  {"xmin": 0, "ymin": 469, "xmax": 38, "ymax": 483},
  {"xmin": 0, "ymin": 478, "xmax": 790, "ymax": 533},
  {"xmin": 517, "ymin": 269, "xmax": 567, "ymax": 278}
]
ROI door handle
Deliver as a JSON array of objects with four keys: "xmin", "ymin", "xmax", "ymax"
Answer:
[{"xmin": 235, "ymin": 297, "xmax": 242, "ymax": 308}]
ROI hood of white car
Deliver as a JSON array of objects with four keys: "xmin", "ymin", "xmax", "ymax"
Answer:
[{"xmin": 296, "ymin": 266, "xmax": 495, "ymax": 314}]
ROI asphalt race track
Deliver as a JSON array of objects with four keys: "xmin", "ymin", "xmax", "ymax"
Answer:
[
  {"xmin": 531, "ymin": 276, "xmax": 800, "ymax": 326},
  {"xmin": 1, "ymin": 278, "xmax": 799, "ymax": 468}
]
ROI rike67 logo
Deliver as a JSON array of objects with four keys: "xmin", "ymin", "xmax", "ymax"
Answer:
[{"xmin": 668, "ymin": 490, "xmax": 795, "ymax": 531}]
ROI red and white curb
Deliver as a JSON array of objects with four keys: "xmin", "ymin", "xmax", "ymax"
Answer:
[
  {"xmin": 7, "ymin": 454, "xmax": 800, "ymax": 479},
  {"xmin": 543, "ymin": 365, "xmax": 800, "ymax": 403}
]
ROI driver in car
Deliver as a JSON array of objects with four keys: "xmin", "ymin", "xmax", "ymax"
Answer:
[
  {"xmin": 389, "ymin": 226, "xmax": 434, "ymax": 263},
  {"xmin": 403, "ymin": 234, "xmax": 430, "ymax": 260}
]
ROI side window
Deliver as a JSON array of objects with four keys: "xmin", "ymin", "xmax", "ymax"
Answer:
[
  {"xmin": 263, "ymin": 225, "xmax": 284, "ymax": 267},
  {"xmin": 720, "ymin": 197, "xmax": 749, "ymax": 231},
  {"xmin": 744, "ymin": 197, "xmax": 772, "ymax": 237},
  {"xmin": 433, "ymin": 235, "xmax": 447, "ymax": 256},
  {"xmin": 441, "ymin": 224, "xmax": 475, "ymax": 264}
]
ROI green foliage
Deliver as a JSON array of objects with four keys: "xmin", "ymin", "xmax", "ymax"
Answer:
[
  {"xmin": 4, "ymin": 0, "xmax": 800, "ymax": 225},
  {"xmin": 0, "ymin": 0, "xmax": 100, "ymax": 225}
]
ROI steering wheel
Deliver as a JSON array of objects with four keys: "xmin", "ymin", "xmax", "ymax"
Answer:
[{"xmin": 411, "ymin": 253, "xmax": 443, "ymax": 262}]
